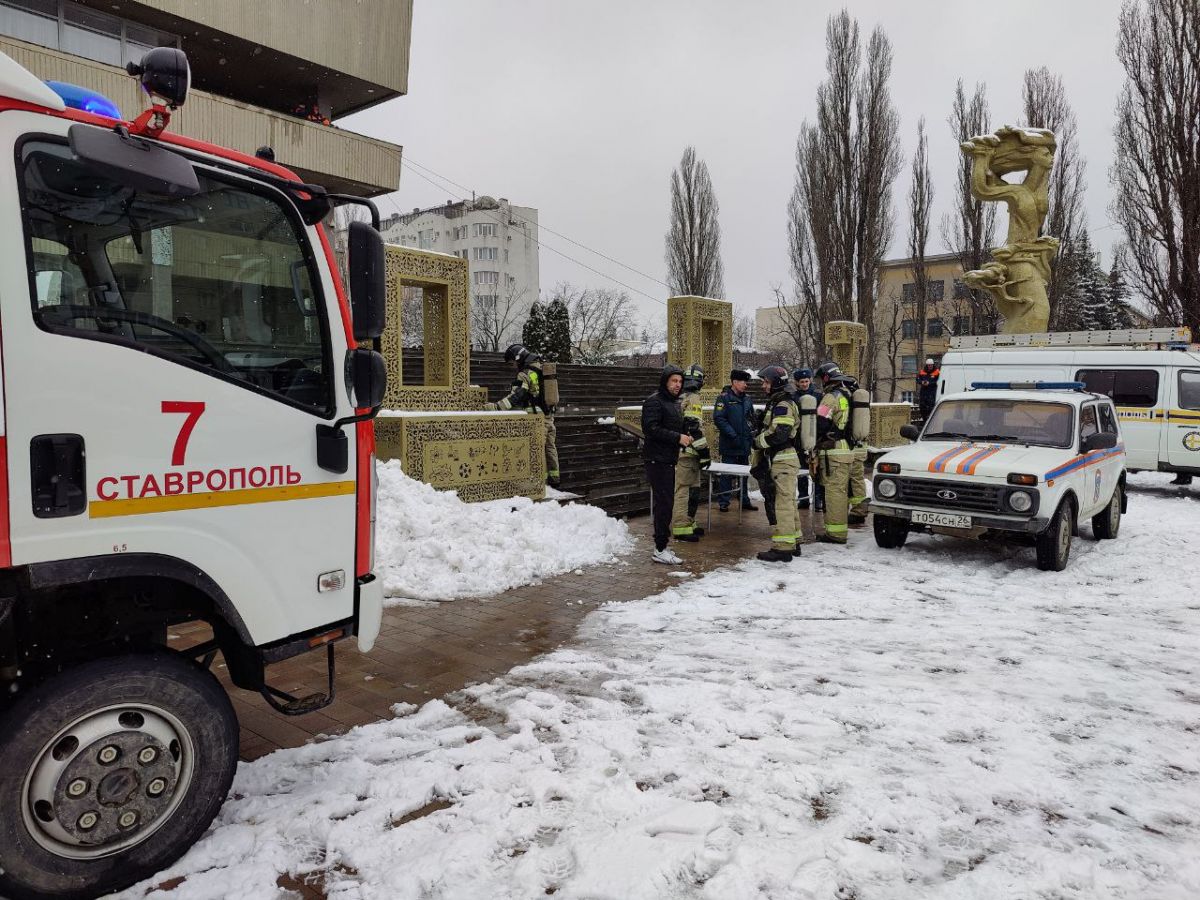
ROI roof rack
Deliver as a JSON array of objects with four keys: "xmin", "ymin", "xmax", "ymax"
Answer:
[{"xmin": 949, "ymin": 326, "xmax": 1192, "ymax": 350}]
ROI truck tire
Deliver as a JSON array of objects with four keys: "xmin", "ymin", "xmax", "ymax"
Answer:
[
  {"xmin": 873, "ymin": 515, "xmax": 908, "ymax": 549},
  {"xmin": 1035, "ymin": 499, "xmax": 1075, "ymax": 571},
  {"xmin": 1091, "ymin": 483, "xmax": 1122, "ymax": 540},
  {"xmin": 0, "ymin": 651, "xmax": 238, "ymax": 900}
]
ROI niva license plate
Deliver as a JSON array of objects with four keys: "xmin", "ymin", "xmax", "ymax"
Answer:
[{"xmin": 913, "ymin": 510, "xmax": 972, "ymax": 528}]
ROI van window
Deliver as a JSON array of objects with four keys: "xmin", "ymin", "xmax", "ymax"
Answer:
[
  {"xmin": 1180, "ymin": 371, "xmax": 1200, "ymax": 410},
  {"xmin": 1098, "ymin": 404, "xmax": 1119, "ymax": 435},
  {"xmin": 1075, "ymin": 369, "xmax": 1160, "ymax": 407}
]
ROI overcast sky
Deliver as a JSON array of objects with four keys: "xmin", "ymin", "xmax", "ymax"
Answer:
[{"xmin": 343, "ymin": 0, "xmax": 1127, "ymax": 327}]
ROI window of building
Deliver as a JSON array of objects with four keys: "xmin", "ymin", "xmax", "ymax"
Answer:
[
  {"xmin": 901, "ymin": 355, "xmax": 918, "ymax": 375},
  {"xmin": 417, "ymin": 229, "xmax": 438, "ymax": 250},
  {"xmin": 927, "ymin": 318, "xmax": 944, "ymax": 338},
  {"xmin": 0, "ymin": 0, "xmax": 180, "ymax": 68},
  {"xmin": 900, "ymin": 390, "xmax": 915, "ymax": 403},
  {"xmin": 475, "ymin": 294, "xmax": 497, "ymax": 310},
  {"xmin": 473, "ymin": 247, "xmax": 497, "ymax": 261},
  {"xmin": 1075, "ymin": 368, "xmax": 1160, "ymax": 407},
  {"xmin": 901, "ymin": 319, "xmax": 917, "ymax": 339},
  {"xmin": 475, "ymin": 271, "xmax": 499, "ymax": 286},
  {"xmin": 451, "ymin": 225, "xmax": 469, "ymax": 241},
  {"xmin": 1180, "ymin": 371, "xmax": 1200, "ymax": 410},
  {"xmin": 902, "ymin": 282, "xmax": 915, "ymax": 303},
  {"xmin": 952, "ymin": 315, "xmax": 971, "ymax": 335},
  {"xmin": 929, "ymin": 280, "xmax": 945, "ymax": 301},
  {"xmin": 473, "ymin": 223, "xmax": 498, "ymax": 238},
  {"xmin": 504, "ymin": 249, "xmax": 510, "ymax": 264},
  {"xmin": 953, "ymin": 278, "xmax": 970, "ymax": 299}
]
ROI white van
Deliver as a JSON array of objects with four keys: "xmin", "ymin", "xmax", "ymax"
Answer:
[{"xmin": 939, "ymin": 330, "xmax": 1200, "ymax": 477}]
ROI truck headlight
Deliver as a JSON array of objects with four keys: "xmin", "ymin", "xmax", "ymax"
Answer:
[
  {"xmin": 876, "ymin": 478, "xmax": 898, "ymax": 499},
  {"xmin": 1008, "ymin": 490, "xmax": 1032, "ymax": 512}
]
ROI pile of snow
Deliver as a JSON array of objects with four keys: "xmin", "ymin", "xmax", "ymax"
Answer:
[
  {"xmin": 595, "ymin": 415, "xmax": 616, "ymax": 425},
  {"xmin": 374, "ymin": 461, "xmax": 632, "ymax": 603},
  {"xmin": 119, "ymin": 478, "xmax": 1200, "ymax": 898}
]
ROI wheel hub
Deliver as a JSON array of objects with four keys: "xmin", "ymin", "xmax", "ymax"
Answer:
[{"xmin": 23, "ymin": 705, "xmax": 193, "ymax": 859}]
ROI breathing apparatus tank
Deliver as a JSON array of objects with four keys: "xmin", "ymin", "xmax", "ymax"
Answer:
[
  {"xmin": 850, "ymin": 387, "xmax": 871, "ymax": 443},
  {"xmin": 542, "ymin": 361, "xmax": 559, "ymax": 409},
  {"xmin": 799, "ymin": 393, "xmax": 818, "ymax": 451}
]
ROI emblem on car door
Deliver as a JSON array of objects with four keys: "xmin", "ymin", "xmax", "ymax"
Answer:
[{"xmin": 937, "ymin": 489, "xmax": 957, "ymax": 500}]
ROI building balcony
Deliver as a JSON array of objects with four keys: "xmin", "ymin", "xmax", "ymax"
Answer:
[{"xmin": 0, "ymin": 35, "xmax": 401, "ymax": 195}]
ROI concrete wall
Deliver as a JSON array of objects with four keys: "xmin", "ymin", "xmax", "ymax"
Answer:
[{"xmin": 130, "ymin": 0, "xmax": 411, "ymax": 97}]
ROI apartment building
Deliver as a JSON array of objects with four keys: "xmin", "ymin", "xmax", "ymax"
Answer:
[
  {"xmin": 381, "ymin": 196, "xmax": 540, "ymax": 345},
  {"xmin": 0, "ymin": 0, "xmax": 410, "ymax": 194}
]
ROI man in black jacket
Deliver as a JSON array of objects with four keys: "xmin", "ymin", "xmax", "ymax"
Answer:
[{"xmin": 641, "ymin": 364, "xmax": 691, "ymax": 564}]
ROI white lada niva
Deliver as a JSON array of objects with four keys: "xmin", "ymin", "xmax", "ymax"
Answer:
[{"xmin": 869, "ymin": 383, "xmax": 1127, "ymax": 570}]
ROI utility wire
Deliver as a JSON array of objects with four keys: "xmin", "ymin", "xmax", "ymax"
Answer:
[{"xmin": 396, "ymin": 163, "xmax": 668, "ymax": 306}]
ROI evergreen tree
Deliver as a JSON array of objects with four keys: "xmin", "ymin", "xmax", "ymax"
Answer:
[
  {"xmin": 1107, "ymin": 262, "xmax": 1134, "ymax": 329},
  {"xmin": 1054, "ymin": 238, "xmax": 1087, "ymax": 332},
  {"xmin": 522, "ymin": 301, "xmax": 547, "ymax": 355},
  {"xmin": 544, "ymin": 298, "xmax": 573, "ymax": 363}
]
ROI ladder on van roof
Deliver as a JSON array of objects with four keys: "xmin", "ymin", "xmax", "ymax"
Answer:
[{"xmin": 948, "ymin": 326, "xmax": 1193, "ymax": 350}]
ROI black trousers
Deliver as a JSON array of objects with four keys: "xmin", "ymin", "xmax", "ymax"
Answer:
[{"xmin": 644, "ymin": 461, "xmax": 677, "ymax": 551}]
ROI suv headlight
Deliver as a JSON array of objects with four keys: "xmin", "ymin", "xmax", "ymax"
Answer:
[
  {"xmin": 1008, "ymin": 490, "xmax": 1033, "ymax": 512},
  {"xmin": 876, "ymin": 477, "xmax": 898, "ymax": 499}
]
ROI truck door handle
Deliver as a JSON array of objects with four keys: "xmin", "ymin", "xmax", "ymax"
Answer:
[{"xmin": 30, "ymin": 434, "xmax": 87, "ymax": 518}]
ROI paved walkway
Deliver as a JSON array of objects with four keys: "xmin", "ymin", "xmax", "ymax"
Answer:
[{"xmin": 172, "ymin": 502, "xmax": 828, "ymax": 762}]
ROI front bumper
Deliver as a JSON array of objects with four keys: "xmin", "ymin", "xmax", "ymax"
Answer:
[{"xmin": 869, "ymin": 502, "xmax": 1050, "ymax": 535}]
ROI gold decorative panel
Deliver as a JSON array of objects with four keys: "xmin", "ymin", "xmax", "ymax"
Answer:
[
  {"xmin": 824, "ymin": 320, "xmax": 868, "ymax": 382},
  {"xmin": 666, "ymin": 296, "xmax": 733, "ymax": 404},
  {"xmin": 375, "ymin": 414, "xmax": 546, "ymax": 502},
  {"xmin": 382, "ymin": 246, "xmax": 479, "ymax": 411},
  {"xmin": 869, "ymin": 403, "xmax": 913, "ymax": 449}
]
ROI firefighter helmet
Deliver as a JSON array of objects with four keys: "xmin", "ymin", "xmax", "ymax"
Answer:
[
  {"xmin": 504, "ymin": 344, "xmax": 531, "ymax": 367},
  {"xmin": 759, "ymin": 364, "xmax": 790, "ymax": 393},
  {"xmin": 682, "ymin": 363, "xmax": 705, "ymax": 393},
  {"xmin": 814, "ymin": 361, "xmax": 841, "ymax": 383}
]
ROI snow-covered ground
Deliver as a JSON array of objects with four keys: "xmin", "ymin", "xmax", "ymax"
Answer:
[
  {"xmin": 373, "ymin": 461, "xmax": 633, "ymax": 603},
  {"xmin": 117, "ymin": 474, "xmax": 1200, "ymax": 899}
]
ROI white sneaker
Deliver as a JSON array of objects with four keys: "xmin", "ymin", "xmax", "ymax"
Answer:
[{"xmin": 653, "ymin": 548, "xmax": 683, "ymax": 565}]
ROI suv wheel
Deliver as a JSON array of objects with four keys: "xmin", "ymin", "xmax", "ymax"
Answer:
[
  {"xmin": 873, "ymin": 515, "xmax": 908, "ymax": 549},
  {"xmin": 1091, "ymin": 483, "xmax": 1122, "ymax": 540},
  {"xmin": 0, "ymin": 652, "xmax": 238, "ymax": 900},
  {"xmin": 1035, "ymin": 499, "xmax": 1075, "ymax": 571}
]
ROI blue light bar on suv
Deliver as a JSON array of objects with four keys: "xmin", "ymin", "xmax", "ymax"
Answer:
[
  {"xmin": 970, "ymin": 381, "xmax": 1086, "ymax": 391},
  {"xmin": 44, "ymin": 81, "xmax": 121, "ymax": 119}
]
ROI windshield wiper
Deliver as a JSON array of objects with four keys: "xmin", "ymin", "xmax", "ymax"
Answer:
[
  {"xmin": 967, "ymin": 433, "xmax": 1022, "ymax": 443},
  {"xmin": 922, "ymin": 431, "xmax": 970, "ymax": 440}
]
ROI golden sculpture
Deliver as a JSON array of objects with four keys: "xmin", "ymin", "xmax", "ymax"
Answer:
[
  {"xmin": 960, "ymin": 126, "xmax": 1059, "ymax": 334},
  {"xmin": 666, "ymin": 295, "xmax": 733, "ymax": 404},
  {"xmin": 824, "ymin": 321, "xmax": 868, "ymax": 381}
]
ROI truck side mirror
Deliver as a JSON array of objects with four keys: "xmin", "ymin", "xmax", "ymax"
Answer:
[
  {"xmin": 900, "ymin": 424, "xmax": 920, "ymax": 441},
  {"xmin": 347, "ymin": 220, "xmax": 385, "ymax": 341},
  {"xmin": 1081, "ymin": 431, "xmax": 1117, "ymax": 453},
  {"xmin": 350, "ymin": 348, "xmax": 387, "ymax": 409}
]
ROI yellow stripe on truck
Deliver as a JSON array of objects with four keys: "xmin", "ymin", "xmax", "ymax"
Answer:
[{"xmin": 89, "ymin": 480, "xmax": 356, "ymax": 519}]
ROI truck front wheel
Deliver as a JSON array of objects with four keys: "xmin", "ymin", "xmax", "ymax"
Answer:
[
  {"xmin": 0, "ymin": 651, "xmax": 238, "ymax": 900},
  {"xmin": 1035, "ymin": 499, "xmax": 1075, "ymax": 571},
  {"xmin": 873, "ymin": 514, "xmax": 909, "ymax": 549}
]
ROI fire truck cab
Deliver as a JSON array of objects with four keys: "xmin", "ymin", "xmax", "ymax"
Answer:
[{"xmin": 0, "ymin": 49, "xmax": 386, "ymax": 899}]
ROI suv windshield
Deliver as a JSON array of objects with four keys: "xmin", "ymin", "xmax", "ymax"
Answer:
[
  {"xmin": 19, "ymin": 140, "xmax": 331, "ymax": 413},
  {"xmin": 923, "ymin": 398, "xmax": 1075, "ymax": 448}
]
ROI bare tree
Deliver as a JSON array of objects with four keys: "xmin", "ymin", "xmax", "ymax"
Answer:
[
  {"xmin": 762, "ymin": 284, "xmax": 821, "ymax": 366},
  {"xmin": 787, "ymin": 11, "xmax": 901, "ymax": 390},
  {"xmin": 1111, "ymin": 0, "xmax": 1200, "ymax": 333},
  {"xmin": 665, "ymin": 147, "xmax": 725, "ymax": 298},
  {"xmin": 471, "ymin": 282, "xmax": 530, "ymax": 352},
  {"xmin": 1022, "ymin": 66, "xmax": 1088, "ymax": 329},
  {"xmin": 907, "ymin": 117, "xmax": 933, "ymax": 366},
  {"xmin": 733, "ymin": 312, "xmax": 756, "ymax": 350},
  {"xmin": 553, "ymin": 282, "xmax": 638, "ymax": 364},
  {"xmin": 941, "ymin": 79, "xmax": 998, "ymax": 333}
]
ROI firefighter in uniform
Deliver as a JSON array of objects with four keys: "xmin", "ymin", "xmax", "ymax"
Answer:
[
  {"xmin": 753, "ymin": 365, "xmax": 801, "ymax": 562},
  {"xmin": 842, "ymin": 373, "xmax": 870, "ymax": 526},
  {"xmin": 813, "ymin": 362, "xmax": 860, "ymax": 543},
  {"xmin": 670, "ymin": 364, "xmax": 710, "ymax": 541},
  {"xmin": 487, "ymin": 344, "xmax": 560, "ymax": 487}
]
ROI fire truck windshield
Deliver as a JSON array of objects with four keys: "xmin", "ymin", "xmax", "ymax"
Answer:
[{"xmin": 18, "ymin": 139, "xmax": 334, "ymax": 415}]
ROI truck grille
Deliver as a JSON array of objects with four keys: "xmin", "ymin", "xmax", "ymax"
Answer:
[{"xmin": 895, "ymin": 477, "xmax": 1003, "ymax": 514}]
